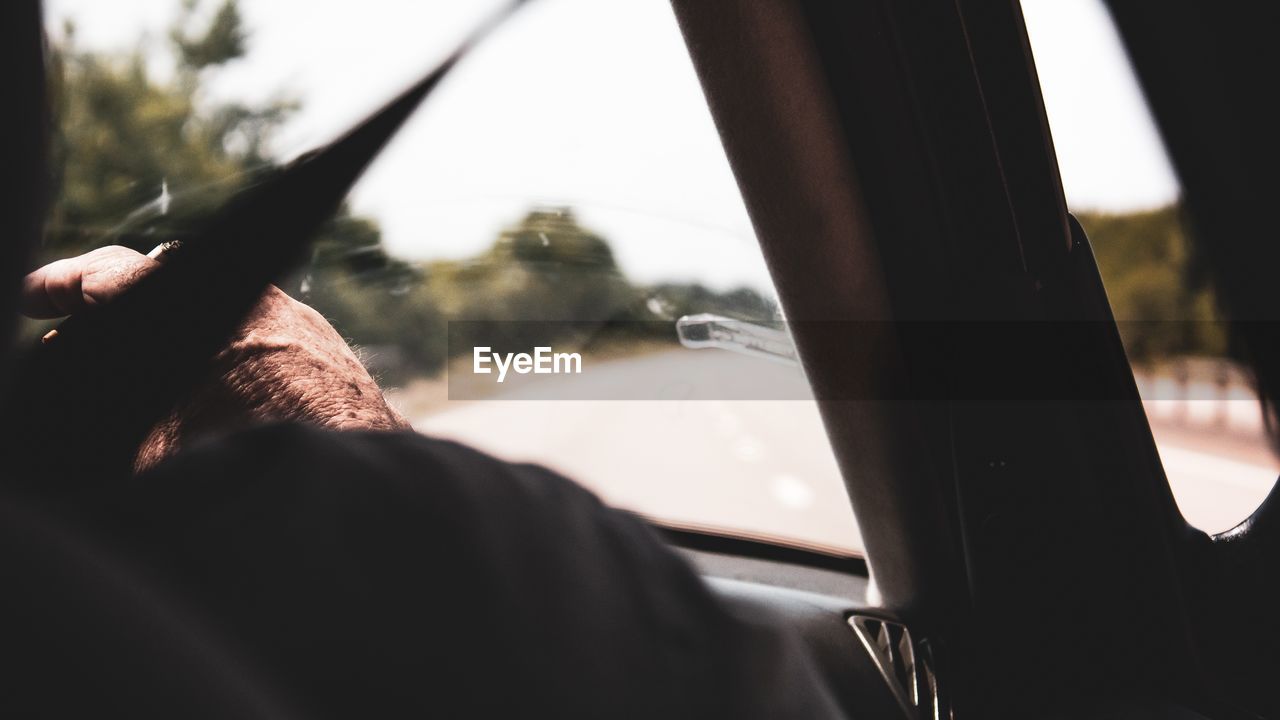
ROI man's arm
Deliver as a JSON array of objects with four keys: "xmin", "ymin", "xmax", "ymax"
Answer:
[
  {"xmin": 120, "ymin": 423, "xmax": 846, "ymax": 719},
  {"xmin": 20, "ymin": 249, "xmax": 846, "ymax": 719},
  {"xmin": 22, "ymin": 245, "xmax": 408, "ymax": 469}
]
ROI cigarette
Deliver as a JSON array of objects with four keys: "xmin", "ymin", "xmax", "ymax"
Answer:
[{"xmin": 146, "ymin": 239, "xmax": 183, "ymax": 261}]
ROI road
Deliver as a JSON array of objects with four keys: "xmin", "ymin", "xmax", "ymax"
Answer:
[{"xmin": 410, "ymin": 349, "xmax": 1279, "ymax": 553}]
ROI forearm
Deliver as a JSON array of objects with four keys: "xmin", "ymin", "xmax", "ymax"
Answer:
[{"xmin": 21, "ymin": 246, "xmax": 409, "ymax": 471}]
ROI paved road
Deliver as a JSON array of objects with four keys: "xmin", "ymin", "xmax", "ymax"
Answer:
[
  {"xmin": 1150, "ymin": 425, "xmax": 1277, "ymax": 534},
  {"xmin": 414, "ymin": 349, "xmax": 1279, "ymax": 553}
]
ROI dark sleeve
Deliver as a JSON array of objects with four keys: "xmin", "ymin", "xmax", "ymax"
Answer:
[{"xmin": 121, "ymin": 424, "xmax": 845, "ymax": 720}]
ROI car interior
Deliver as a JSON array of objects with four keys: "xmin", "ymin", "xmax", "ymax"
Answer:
[
  {"xmin": 5, "ymin": 0, "xmax": 1280, "ymax": 718},
  {"xmin": 668, "ymin": 1, "xmax": 1280, "ymax": 717}
]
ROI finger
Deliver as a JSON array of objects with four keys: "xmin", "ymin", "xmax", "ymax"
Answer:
[{"xmin": 21, "ymin": 245, "xmax": 159, "ymax": 318}]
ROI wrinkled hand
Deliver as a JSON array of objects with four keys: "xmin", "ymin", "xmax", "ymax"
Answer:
[{"xmin": 22, "ymin": 245, "xmax": 409, "ymax": 471}]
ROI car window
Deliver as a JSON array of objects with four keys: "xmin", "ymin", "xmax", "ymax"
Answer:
[
  {"xmin": 42, "ymin": 0, "xmax": 862, "ymax": 553},
  {"xmin": 1021, "ymin": 0, "xmax": 1279, "ymax": 533}
]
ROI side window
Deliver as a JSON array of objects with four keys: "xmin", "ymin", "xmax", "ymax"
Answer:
[{"xmin": 1022, "ymin": 0, "xmax": 1278, "ymax": 533}]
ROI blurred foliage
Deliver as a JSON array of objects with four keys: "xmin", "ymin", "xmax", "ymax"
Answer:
[
  {"xmin": 304, "ymin": 207, "xmax": 778, "ymax": 383},
  {"xmin": 45, "ymin": 0, "xmax": 298, "ymax": 259},
  {"xmin": 170, "ymin": 0, "xmax": 247, "ymax": 70},
  {"xmin": 1076, "ymin": 206, "xmax": 1227, "ymax": 364}
]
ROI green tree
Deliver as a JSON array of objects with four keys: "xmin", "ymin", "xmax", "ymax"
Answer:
[
  {"xmin": 41, "ymin": 0, "xmax": 409, "ymax": 352},
  {"xmin": 170, "ymin": 0, "xmax": 247, "ymax": 70},
  {"xmin": 1077, "ymin": 205, "xmax": 1226, "ymax": 364},
  {"xmin": 45, "ymin": 0, "xmax": 294, "ymax": 260},
  {"xmin": 406, "ymin": 208, "xmax": 639, "ymax": 367}
]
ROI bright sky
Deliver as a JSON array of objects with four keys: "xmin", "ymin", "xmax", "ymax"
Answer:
[
  {"xmin": 44, "ymin": 0, "xmax": 1180, "ymax": 291},
  {"xmin": 1020, "ymin": 0, "xmax": 1180, "ymax": 211}
]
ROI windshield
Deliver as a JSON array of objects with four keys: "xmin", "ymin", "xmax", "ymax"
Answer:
[{"xmin": 41, "ymin": 0, "xmax": 862, "ymax": 553}]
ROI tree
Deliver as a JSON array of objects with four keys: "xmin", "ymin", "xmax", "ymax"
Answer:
[
  {"xmin": 170, "ymin": 0, "xmax": 247, "ymax": 70},
  {"xmin": 1076, "ymin": 205, "xmax": 1226, "ymax": 364},
  {"xmin": 396, "ymin": 208, "xmax": 640, "ymax": 373},
  {"xmin": 39, "ymin": 0, "xmax": 409, "ymax": 352},
  {"xmin": 45, "ymin": 0, "xmax": 293, "ymax": 260}
]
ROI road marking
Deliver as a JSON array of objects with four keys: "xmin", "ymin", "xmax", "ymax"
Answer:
[{"xmin": 771, "ymin": 474, "xmax": 815, "ymax": 509}]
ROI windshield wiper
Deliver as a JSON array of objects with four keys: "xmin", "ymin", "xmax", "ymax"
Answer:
[{"xmin": 676, "ymin": 313, "xmax": 799, "ymax": 365}]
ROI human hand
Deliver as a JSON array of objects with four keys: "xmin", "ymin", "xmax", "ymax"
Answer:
[{"xmin": 22, "ymin": 245, "xmax": 409, "ymax": 470}]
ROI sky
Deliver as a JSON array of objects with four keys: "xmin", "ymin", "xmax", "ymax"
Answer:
[
  {"xmin": 43, "ymin": 0, "xmax": 1181, "ymax": 291},
  {"xmin": 1020, "ymin": 0, "xmax": 1180, "ymax": 211}
]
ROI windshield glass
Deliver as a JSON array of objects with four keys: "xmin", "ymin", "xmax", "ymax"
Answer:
[{"xmin": 41, "ymin": 0, "xmax": 862, "ymax": 553}]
